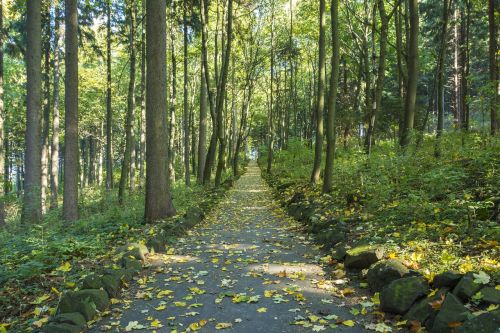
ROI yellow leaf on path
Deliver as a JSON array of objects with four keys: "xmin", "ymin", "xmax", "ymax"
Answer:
[
  {"xmin": 155, "ymin": 304, "xmax": 166, "ymax": 311},
  {"xmin": 257, "ymin": 307, "xmax": 267, "ymax": 313},
  {"xmin": 215, "ymin": 322, "xmax": 233, "ymax": 329},
  {"xmin": 342, "ymin": 320, "xmax": 355, "ymax": 327},
  {"xmin": 174, "ymin": 301, "xmax": 186, "ymax": 307},
  {"xmin": 388, "ymin": 252, "xmax": 398, "ymax": 259},
  {"xmin": 150, "ymin": 319, "xmax": 163, "ymax": 328},
  {"xmin": 167, "ymin": 248, "xmax": 175, "ymax": 255},
  {"xmin": 32, "ymin": 317, "xmax": 49, "ymax": 328}
]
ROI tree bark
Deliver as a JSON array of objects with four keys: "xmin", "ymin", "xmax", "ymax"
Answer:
[
  {"xmin": 139, "ymin": 0, "xmax": 146, "ymax": 186},
  {"xmin": 197, "ymin": 53, "xmax": 207, "ymax": 183},
  {"xmin": 323, "ymin": 0, "xmax": 339, "ymax": 193},
  {"xmin": 311, "ymin": 0, "xmax": 326, "ymax": 184},
  {"xmin": 488, "ymin": 0, "xmax": 498, "ymax": 135},
  {"xmin": 145, "ymin": 0, "xmax": 176, "ymax": 222},
  {"xmin": 105, "ymin": 0, "xmax": 113, "ymax": 190},
  {"xmin": 434, "ymin": 0, "xmax": 450, "ymax": 157},
  {"xmin": 41, "ymin": 6, "xmax": 51, "ymax": 213},
  {"xmin": 400, "ymin": 0, "xmax": 418, "ymax": 148},
  {"xmin": 0, "ymin": 0, "xmax": 4, "ymax": 225},
  {"xmin": 50, "ymin": 3, "xmax": 61, "ymax": 209},
  {"xmin": 63, "ymin": 0, "xmax": 79, "ymax": 222},
  {"xmin": 266, "ymin": 4, "xmax": 275, "ymax": 174},
  {"xmin": 183, "ymin": 0, "xmax": 190, "ymax": 186},
  {"xmin": 22, "ymin": 0, "xmax": 42, "ymax": 224},
  {"xmin": 118, "ymin": 1, "xmax": 136, "ymax": 205}
]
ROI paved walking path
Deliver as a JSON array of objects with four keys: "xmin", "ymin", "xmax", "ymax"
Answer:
[{"xmin": 91, "ymin": 162, "xmax": 367, "ymax": 332}]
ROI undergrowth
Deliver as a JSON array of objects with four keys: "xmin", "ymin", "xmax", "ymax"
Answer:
[{"xmin": 260, "ymin": 132, "xmax": 499, "ymax": 278}]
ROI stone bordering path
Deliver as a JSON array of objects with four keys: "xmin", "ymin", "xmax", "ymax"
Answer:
[
  {"xmin": 263, "ymin": 168, "xmax": 500, "ymax": 333},
  {"xmin": 41, "ymin": 178, "xmax": 236, "ymax": 333},
  {"xmin": 81, "ymin": 162, "xmax": 369, "ymax": 332}
]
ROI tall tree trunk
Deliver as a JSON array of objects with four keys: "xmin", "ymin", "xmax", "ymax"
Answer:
[
  {"xmin": 41, "ymin": 6, "xmax": 51, "ymax": 213},
  {"xmin": 22, "ymin": 0, "xmax": 42, "ymax": 224},
  {"xmin": 145, "ymin": 0, "xmax": 176, "ymax": 222},
  {"xmin": 50, "ymin": 3, "xmax": 61, "ymax": 209},
  {"xmin": 105, "ymin": 0, "xmax": 113, "ymax": 190},
  {"xmin": 138, "ymin": 0, "xmax": 146, "ymax": 186},
  {"xmin": 266, "ymin": 5, "xmax": 275, "ymax": 174},
  {"xmin": 183, "ymin": 0, "xmax": 190, "ymax": 186},
  {"xmin": 395, "ymin": 4, "xmax": 407, "ymax": 140},
  {"xmin": 435, "ymin": 0, "xmax": 450, "ymax": 157},
  {"xmin": 365, "ymin": 0, "xmax": 390, "ymax": 155},
  {"xmin": 0, "ymin": 0, "xmax": 4, "ymax": 225},
  {"xmin": 214, "ymin": 0, "xmax": 233, "ymax": 187},
  {"xmin": 63, "ymin": 0, "xmax": 79, "ymax": 222},
  {"xmin": 488, "ymin": 0, "xmax": 498, "ymax": 135},
  {"xmin": 118, "ymin": 1, "xmax": 136, "ymax": 205},
  {"xmin": 323, "ymin": 0, "xmax": 339, "ymax": 193},
  {"xmin": 400, "ymin": 0, "xmax": 418, "ymax": 148},
  {"xmin": 197, "ymin": 53, "xmax": 207, "ymax": 183},
  {"xmin": 169, "ymin": 16, "xmax": 177, "ymax": 184},
  {"xmin": 311, "ymin": 0, "xmax": 326, "ymax": 184}
]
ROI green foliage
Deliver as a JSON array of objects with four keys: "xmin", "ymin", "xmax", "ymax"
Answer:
[{"xmin": 261, "ymin": 132, "xmax": 499, "ymax": 274}]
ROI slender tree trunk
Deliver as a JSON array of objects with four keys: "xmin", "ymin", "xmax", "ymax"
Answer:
[
  {"xmin": 22, "ymin": 0, "xmax": 42, "ymax": 224},
  {"xmin": 488, "ymin": 0, "xmax": 498, "ymax": 135},
  {"xmin": 183, "ymin": 0, "xmax": 190, "ymax": 186},
  {"xmin": 63, "ymin": 0, "xmax": 79, "ymax": 222},
  {"xmin": 266, "ymin": 5, "xmax": 275, "ymax": 174},
  {"xmin": 169, "ymin": 17, "xmax": 177, "ymax": 184},
  {"xmin": 215, "ymin": 0, "xmax": 233, "ymax": 187},
  {"xmin": 311, "ymin": 0, "xmax": 326, "ymax": 184},
  {"xmin": 435, "ymin": 0, "xmax": 450, "ymax": 157},
  {"xmin": 400, "ymin": 0, "xmax": 419, "ymax": 148},
  {"xmin": 197, "ymin": 54, "xmax": 207, "ymax": 183},
  {"xmin": 41, "ymin": 6, "xmax": 51, "ymax": 214},
  {"xmin": 105, "ymin": 0, "xmax": 113, "ymax": 190},
  {"xmin": 365, "ymin": 0, "xmax": 390, "ymax": 155},
  {"xmin": 0, "ymin": 0, "xmax": 4, "ymax": 225},
  {"xmin": 145, "ymin": 0, "xmax": 176, "ymax": 222},
  {"xmin": 323, "ymin": 0, "xmax": 339, "ymax": 193},
  {"xmin": 119, "ymin": 1, "xmax": 136, "ymax": 205},
  {"xmin": 139, "ymin": 0, "xmax": 146, "ymax": 186},
  {"xmin": 50, "ymin": 4, "xmax": 61, "ymax": 209}
]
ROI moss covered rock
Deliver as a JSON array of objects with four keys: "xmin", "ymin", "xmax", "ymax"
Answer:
[
  {"xmin": 380, "ymin": 276, "xmax": 429, "ymax": 314},
  {"xmin": 121, "ymin": 257, "xmax": 142, "ymax": 272},
  {"xmin": 57, "ymin": 292, "xmax": 96, "ymax": 321},
  {"xmin": 74, "ymin": 289, "xmax": 109, "ymax": 311},
  {"xmin": 456, "ymin": 310, "xmax": 500, "ymax": 333},
  {"xmin": 479, "ymin": 286, "xmax": 500, "ymax": 305},
  {"xmin": 117, "ymin": 242, "xmax": 149, "ymax": 261},
  {"xmin": 433, "ymin": 271, "xmax": 463, "ymax": 289},
  {"xmin": 431, "ymin": 293, "xmax": 470, "ymax": 333},
  {"xmin": 43, "ymin": 323, "xmax": 82, "ymax": 333},
  {"xmin": 344, "ymin": 245, "xmax": 384, "ymax": 269},
  {"xmin": 404, "ymin": 288, "xmax": 448, "ymax": 327},
  {"xmin": 453, "ymin": 272, "xmax": 482, "ymax": 301},
  {"xmin": 51, "ymin": 312, "xmax": 86, "ymax": 329},
  {"xmin": 367, "ymin": 259, "xmax": 410, "ymax": 292}
]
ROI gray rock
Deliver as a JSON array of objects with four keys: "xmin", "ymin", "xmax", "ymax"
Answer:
[
  {"xmin": 101, "ymin": 274, "xmax": 120, "ymax": 297},
  {"xmin": 117, "ymin": 242, "xmax": 149, "ymax": 261},
  {"xmin": 344, "ymin": 245, "xmax": 384, "ymax": 269},
  {"xmin": 331, "ymin": 243, "xmax": 347, "ymax": 261},
  {"xmin": 367, "ymin": 259, "xmax": 410, "ymax": 291},
  {"xmin": 431, "ymin": 293, "xmax": 471, "ymax": 333},
  {"xmin": 121, "ymin": 257, "xmax": 142, "ymax": 272},
  {"xmin": 43, "ymin": 323, "xmax": 82, "ymax": 333},
  {"xmin": 51, "ymin": 312, "xmax": 87, "ymax": 329},
  {"xmin": 456, "ymin": 310, "xmax": 500, "ymax": 333},
  {"xmin": 57, "ymin": 292, "xmax": 96, "ymax": 321},
  {"xmin": 380, "ymin": 276, "xmax": 429, "ymax": 314},
  {"xmin": 404, "ymin": 288, "xmax": 448, "ymax": 326},
  {"xmin": 453, "ymin": 272, "xmax": 482, "ymax": 301},
  {"xmin": 433, "ymin": 271, "xmax": 463, "ymax": 289},
  {"xmin": 73, "ymin": 289, "xmax": 109, "ymax": 311},
  {"xmin": 82, "ymin": 274, "xmax": 103, "ymax": 290},
  {"xmin": 480, "ymin": 287, "xmax": 500, "ymax": 305}
]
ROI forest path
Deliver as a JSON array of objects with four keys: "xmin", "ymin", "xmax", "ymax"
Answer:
[{"xmin": 91, "ymin": 162, "xmax": 367, "ymax": 333}]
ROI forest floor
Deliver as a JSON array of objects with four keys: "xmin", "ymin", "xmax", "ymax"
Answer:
[{"xmin": 90, "ymin": 162, "xmax": 369, "ymax": 332}]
